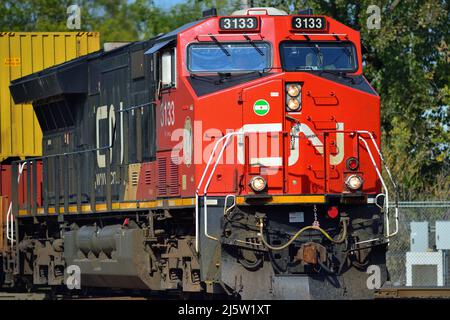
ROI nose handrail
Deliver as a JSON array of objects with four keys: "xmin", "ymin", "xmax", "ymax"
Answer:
[
  {"xmin": 195, "ymin": 127, "xmax": 283, "ymax": 252},
  {"xmin": 194, "ymin": 128, "xmax": 399, "ymax": 251},
  {"xmin": 195, "ymin": 132, "xmax": 239, "ymax": 250},
  {"xmin": 195, "ymin": 131, "xmax": 250, "ymax": 252},
  {"xmin": 356, "ymin": 132, "xmax": 399, "ymax": 243}
]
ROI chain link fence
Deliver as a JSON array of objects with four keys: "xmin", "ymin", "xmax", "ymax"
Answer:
[{"xmin": 386, "ymin": 201, "xmax": 450, "ymax": 287}]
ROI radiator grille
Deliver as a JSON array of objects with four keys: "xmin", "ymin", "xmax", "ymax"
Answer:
[
  {"xmin": 169, "ymin": 157, "xmax": 180, "ymax": 196},
  {"xmin": 144, "ymin": 169, "xmax": 152, "ymax": 185},
  {"xmin": 157, "ymin": 157, "xmax": 167, "ymax": 196}
]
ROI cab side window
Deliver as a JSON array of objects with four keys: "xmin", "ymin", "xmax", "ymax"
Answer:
[{"xmin": 160, "ymin": 47, "xmax": 176, "ymax": 88}]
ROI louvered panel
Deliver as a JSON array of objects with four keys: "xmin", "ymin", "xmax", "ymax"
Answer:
[
  {"xmin": 144, "ymin": 169, "xmax": 152, "ymax": 185},
  {"xmin": 169, "ymin": 157, "xmax": 180, "ymax": 196},
  {"xmin": 131, "ymin": 171, "xmax": 139, "ymax": 186},
  {"xmin": 157, "ymin": 157, "xmax": 167, "ymax": 196}
]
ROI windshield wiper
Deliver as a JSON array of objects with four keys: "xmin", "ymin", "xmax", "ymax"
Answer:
[
  {"xmin": 343, "ymin": 46, "xmax": 352, "ymax": 57},
  {"xmin": 243, "ymin": 35, "xmax": 264, "ymax": 56},
  {"xmin": 313, "ymin": 44, "xmax": 324, "ymax": 67},
  {"xmin": 208, "ymin": 33, "xmax": 230, "ymax": 56}
]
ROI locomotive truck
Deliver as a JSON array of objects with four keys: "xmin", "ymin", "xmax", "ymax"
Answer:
[{"xmin": 4, "ymin": 7, "xmax": 398, "ymax": 299}]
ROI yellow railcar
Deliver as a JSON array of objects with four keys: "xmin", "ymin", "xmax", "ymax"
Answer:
[{"xmin": 0, "ymin": 32, "xmax": 100, "ymax": 162}]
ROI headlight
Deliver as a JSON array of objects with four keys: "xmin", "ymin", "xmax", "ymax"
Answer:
[
  {"xmin": 287, "ymin": 98, "xmax": 300, "ymax": 111},
  {"xmin": 249, "ymin": 176, "xmax": 267, "ymax": 192},
  {"xmin": 345, "ymin": 174, "xmax": 363, "ymax": 190},
  {"xmin": 287, "ymin": 84, "xmax": 300, "ymax": 97},
  {"xmin": 285, "ymin": 83, "xmax": 302, "ymax": 112}
]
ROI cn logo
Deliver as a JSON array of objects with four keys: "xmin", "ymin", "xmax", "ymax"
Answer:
[
  {"xmin": 66, "ymin": 265, "xmax": 81, "ymax": 290},
  {"xmin": 366, "ymin": 265, "xmax": 381, "ymax": 290},
  {"xmin": 95, "ymin": 103, "xmax": 125, "ymax": 168},
  {"xmin": 288, "ymin": 122, "xmax": 345, "ymax": 166}
]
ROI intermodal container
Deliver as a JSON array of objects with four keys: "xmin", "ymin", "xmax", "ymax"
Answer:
[{"xmin": 0, "ymin": 32, "xmax": 100, "ymax": 162}]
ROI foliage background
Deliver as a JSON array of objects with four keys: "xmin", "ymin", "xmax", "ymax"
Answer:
[{"xmin": 1, "ymin": 0, "xmax": 448, "ymax": 200}]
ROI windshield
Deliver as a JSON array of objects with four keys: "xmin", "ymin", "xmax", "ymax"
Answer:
[
  {"xmin": 280, "ymin": 42, "xmax": 357, "ymax": 72},
  {"xmin": 188, "ymin": 42, "xmax": 271, "ymax": 73}
]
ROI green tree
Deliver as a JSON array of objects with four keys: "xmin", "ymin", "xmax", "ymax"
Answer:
[
  {"xmin": 0, "ymin": 0, "xmax": 158, "ymax": 42},
  {"xmin": 138, "ymin": 0, "xmax": 233, "ymax": 38}
]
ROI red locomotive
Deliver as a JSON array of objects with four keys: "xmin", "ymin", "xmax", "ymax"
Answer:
[{"xmin": 4, "ymin": 7, "xmax": 398, "ymax": 299}]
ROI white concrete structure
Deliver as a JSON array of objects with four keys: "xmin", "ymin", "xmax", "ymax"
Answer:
[{"xmin": 406, "ymin": 251, "xmax": 445, "ymax": 286}]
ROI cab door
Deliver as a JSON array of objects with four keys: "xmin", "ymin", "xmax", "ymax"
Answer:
[{"xmin": 241, "ymin": 79, "xmax": 285, "ymax": 194}]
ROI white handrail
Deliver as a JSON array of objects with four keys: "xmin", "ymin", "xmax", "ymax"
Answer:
[
  {"xmin": 195, "ymin": 133, "xmax": 232, "ymax": 251},
  {"xmin": 357, "ymin": 131, "xmax": 398, "ymax": 190},
  {"xmin": 202, "ymin": 134, "xmax": 237, "ymax": 243},
  {"xmin": 196, "ymin": 126, "xmax": 287, "ymax": 250},
  {"xmin": 195, "ymin": 132, "xmax": 240, "ymax": 251},
  {"xmin": 194, "ymin": 129, "xmax": 399, "ymax": 251},
  {"xmin": 355, "ymin": 133, "xmax": 399, "ymax": 245},
  {"xmin": 358, "ymin": 137, "xmax": 390, "ymax": 241},
  {"xmin": 6, "ymin": 161, "xmax": 27, "ymax": 245}
]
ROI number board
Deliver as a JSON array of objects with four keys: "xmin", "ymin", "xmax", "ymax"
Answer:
[
  {"xmin": 292, "ymin": 16, "xmax": 327, "ymax": 31},
  {"xmin": 219, "ymin": 16, "xmax": 259, "ymax": 31}
]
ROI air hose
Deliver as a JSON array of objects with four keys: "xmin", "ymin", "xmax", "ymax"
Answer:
[{"xmin": 257, "ymin": 218, "xmax": 348, "ymax": 251}]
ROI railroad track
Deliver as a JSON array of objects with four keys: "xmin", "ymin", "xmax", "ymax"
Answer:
[
  {"xmin": 0, "ymin": 292, "xmax": 157, "ymax": 300},
  {"xmin": 3, "ymin": 288, "xmax": 450, "ymax": 300},
  {"xmin": 375, "ymin": 287, "xmax": 450, "ymax": 299},
  {"xmin": 0, "ymin": 289, "xmax": 187, "ymax": 300},
  {"xmin": 0, "ymin": 292, "xmax": 46, "ymax": 300}
]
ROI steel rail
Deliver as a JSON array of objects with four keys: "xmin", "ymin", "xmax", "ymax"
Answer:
[{"xmin": 375, "ymin": 287, "xmax": 450, "ymax": 299}]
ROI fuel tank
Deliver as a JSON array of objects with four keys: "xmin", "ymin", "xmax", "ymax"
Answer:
[{"xmin": 64, "ymin": 224, "xmax": 161, "ymax": 290}]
